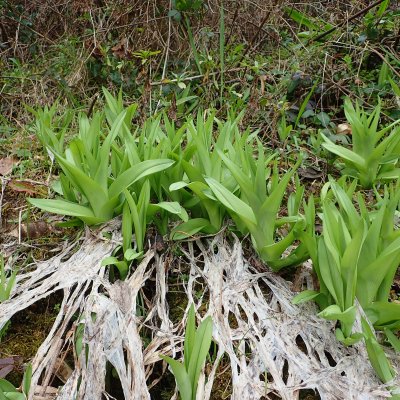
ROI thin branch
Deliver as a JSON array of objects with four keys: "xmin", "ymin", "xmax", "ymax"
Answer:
[
  {"xmin": 308, "ymin": 0, "xmax": 386, "ymax": 44},
  {"xmin": 366, "ymin": 45, "xmax": 400, "ymax": 79},
  {"xmin": 224, "ymin": 3, "xmax": 240, "ymax": 47},
  {"xmin": 240, "ymin": 11, "xmax": 271, "ymax": 62}
]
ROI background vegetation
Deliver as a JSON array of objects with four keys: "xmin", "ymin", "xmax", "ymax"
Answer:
[{"xmin": 1, "ymin": 0, "xmax": 400, "ymax": 398}]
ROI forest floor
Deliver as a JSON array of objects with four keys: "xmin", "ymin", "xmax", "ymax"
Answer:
[{"xmin": 1, "ymin": 1, "xmax": 400, "ymax": 399}]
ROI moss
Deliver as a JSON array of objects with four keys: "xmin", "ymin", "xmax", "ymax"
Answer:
[{"xmin": 0, "ymin": 296, "xmax": 60, "ymax": 386}]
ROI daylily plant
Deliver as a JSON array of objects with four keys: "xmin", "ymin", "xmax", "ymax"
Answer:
[{"xmin": 321, "ymin": 98, "xmax": 400, "ymax": 188}]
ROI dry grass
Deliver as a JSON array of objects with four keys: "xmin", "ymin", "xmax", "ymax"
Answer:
[{"xmin": 1, "ymin": 0, "xmax": 386, "ymax": 122}]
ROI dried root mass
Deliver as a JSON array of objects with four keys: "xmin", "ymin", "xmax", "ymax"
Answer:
[{"xmin": 0, "ymin": 222, "xmax": 398, "ymax": 399}]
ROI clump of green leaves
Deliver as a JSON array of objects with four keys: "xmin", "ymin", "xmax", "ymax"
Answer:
[
  {"xmin": 205, "ymin": 137, "xmax": 314, "ymax": 270},
  {"xmin": 27, "ymin": 102, "xmax": 74, "ymax": 157},
  {"xmin": 169, "ymin": 111, "xmax": 242, "ymax": 239},
  {"xmin": 321, "ymin": 98, "xmax": 400, "ymax": 188},
  {"xmin": 29, "ymin": 104, "xmax": 174, "ymax": 225},
  {"xmin": 29, "ymin": 90, "xmax": 190, "ymax": 278},
  {"xmin": 169, "ymin": 0, "xmax": 203, "ymax": 22},
  {"xmin": 102, "ymin": 180, "xmax": 188, "ymax": 279},
  {"xmin": 31, "ymin": 90, "xmax": 314, "ymax": 273},
  {"xmin": 294, "ymin": 179, "xmax": 400, "ymax": 382},
  {"xmin": 161, "ymin": 304, "xmax": 213, "ymax": 400},
  {"xmin": 297, "ymin": 179, "xmax": 400, "ymax": 336}
]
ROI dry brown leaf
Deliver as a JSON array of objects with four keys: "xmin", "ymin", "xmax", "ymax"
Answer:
[
  {"xmin": 54, "ymin": 358, "xmax": 73, "ymax": 383},
  {"xmin": 0, "ymin": 157, "xmax": 17, "ymax": 176},
  {"xmin": 0, "ymin": 356, "xmax": 22, "ymax": 378},
  {"xmin": 111, "ymin": 38, "xmax": 130, "ymax": 59},
  {"xmin": 8, "ymin": 221, "xmax": 58, "ymax": 239},
  {"xmin": 259, "ymin": 75, "xmax": 267, "ymax": 95},
  {"xmin": 337, "ymin": 123, "xmax": 352, "ymax": 135},
  {"xmin": 298, "ymin": 166, "xmax": 323, "ymax": 179}
]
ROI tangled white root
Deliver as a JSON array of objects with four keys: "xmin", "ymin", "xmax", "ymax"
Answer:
[{"xmin": 1, "ymin": 221, "xmax": 398, "ymax": 400}]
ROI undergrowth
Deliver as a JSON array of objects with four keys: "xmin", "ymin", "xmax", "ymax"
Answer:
[{"xmin": 0, "ymin": 0, "xmax": 400, "ymax": 398}]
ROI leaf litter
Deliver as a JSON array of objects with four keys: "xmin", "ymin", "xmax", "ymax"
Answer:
[{"xmin": 0, "ymin": 220, "xmax": 398, "ymax": 399}]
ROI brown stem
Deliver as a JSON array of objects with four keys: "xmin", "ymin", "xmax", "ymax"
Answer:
[{"xmin": 309, "ymin": 0, "xmax": 386, "ymax": 44}]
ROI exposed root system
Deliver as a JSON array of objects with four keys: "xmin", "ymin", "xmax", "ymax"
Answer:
[{"xmin": 1, "ymin": 220, "xmax": 398, "ymax": 399}]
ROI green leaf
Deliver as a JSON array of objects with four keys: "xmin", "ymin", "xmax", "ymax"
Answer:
[
  {"xmin": 170, "ymin": 218, "xmax": 215, "ymax": 240},
  {"xmin": 54, "ymin": 153, "xmax": 109, "ymax": 216},
  {"xmin": 284, "ymin": 8, "xmax": 324, "ymax": 31},
  {"xmin": 357, "ymin": 237, "xmax": 400, "ymax": 306},
  {"xmin": 292, "ymin": 290, "xmax": 320, "ymax": 305},
  {"xmin": 376, "ymin": 0, "xmax": 389, "ymax": 18},
  {"xmin": 187, "ymin": 315, "xmax": 213, "ymax": 398},
  {"xmin": 317, "ymin": 238, "xmax": 344, "ymax": 309},
  {"xmin": 216, "ymin": 149, "xmax": 260, "ymax": 209},
  {"xmin": 103, "ymin": 87, "xmax": 121, "ymax": 121},
  {"xmin": 124, "ymin": 186, "xmax": 148, "ymax": 254},
  {"xmin": 295, "ymin": 81, "xmax": 318, "ymax": 127},
  {"xmin": 148, "ymin": 202, "xmax": 189, "ymax": 222},
  {"xmin": 260, "ymin": 157, "xmax": 302, "ymax": 219},
  {"xmin": 378, "ymin": 62, "xmax": 390, "ymax": 87},
  {"xmin": 160, "ymin": 356, "xmax": 192, "ymax": 400},
  {"xmin": 101, "ymin": 257, "xmax": 129, "ymax": 279},
  {"xmin": 205, "ymin": 177, "xmax": 257, "ymax": 226},
  {"xmin": 122, "ymin": 202, "xmax": 133, "ymax": 255},
  {"xmin": 385, "ymin": 329, "xmax": 400, "ymax": 352},
  {"xmin": 170, "ymin": 181, "xmax": 222, "ymax": 230},
  {"xmin": 74, "ymin": 322, "xmax": 84, "ymax": 357},
  {"xmin": 335, "ymin": 329, "xmax": 364, "ymax": 346},
  {"xmin": 389, "ymin": 77, "xmax": 400, "ymax": 96},
  {"xmin": 95, "ymin": 110, "xmax": 128, "ymax": 190},
  {"xmin": 321, "ymin": 137, "xmax": 366, "ymax": 169},
  {"xmin": 169, "ymin": 181, "xmax": 190, "ymax": 191},
  {"xmin": 340, "ymin": 222, "xmax": 365, "ymax": 310},
  {"xmin": 22, "ymin": 364, "xmax": 32, "ymax": 397},
  {"xmin": 316, "ymin": 112, "xmax": 330, "ymax": 127},
  {"xmin": 0, "ymin": 380, "xmax": 17, "ymax": 392},
  {"xmin": 176, "ymin": 96, "xmax": 198, "ymax": 106},
  {"xmin": 365, "ymin": 302, "xmax": 400, "ymax": 330},
  {"xmin": 184, "ymin": 305, "xmax": 196, "ymax": 370},
  {"xmin": 318, "ymin": 304, "xmax": 356, "ymax": 338},
  {"xmin": 378, "ymin": 168, "xmax": 400, "ymax": 180},
  {"xmin": 361, "ymin": 317, "xmax": 394, "ymax": 383},
  {"xmin": 168, "ymin": 9, "xmax": 182, "ymax": 21},
  {"xmin": 124, "ymin": 249, "xmax": 142, "ymax": 261},
  {"xmin": 109, "ymin": 159, "xmax": 174, "ymax": 198},
  {"xmin": 28, "ymin": 198, "xmax": 103, "ymax": 224},
  {"xmin": 1, "ymin": 392, "xmax": 26, "ymax": 400},
  {"xmin": 328, "ymin": 179, "xmax": 360, "ymax": 230}
]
